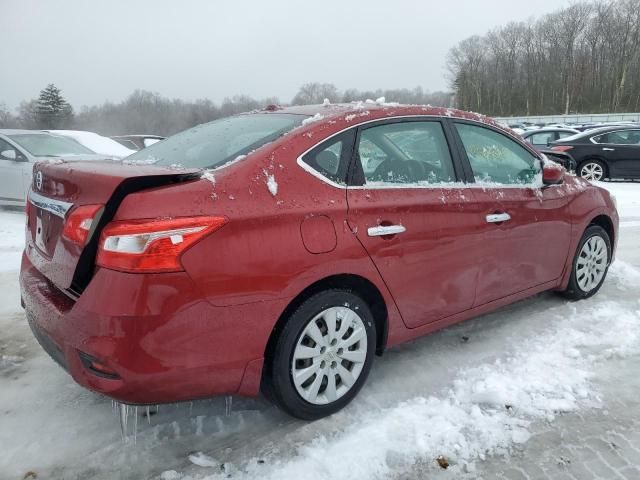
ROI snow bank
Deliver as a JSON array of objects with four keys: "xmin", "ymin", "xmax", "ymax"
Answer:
[
  {"xmin": 0, "ymin": 210, "xmax": 25, "ymax": 272},
  {"xmin": 189, "ymin": 452, "xmax": 219, "ymax": 468},
  {"xmin": 595, "ymin": 181, "xmax": 640, "ymax": 227}
]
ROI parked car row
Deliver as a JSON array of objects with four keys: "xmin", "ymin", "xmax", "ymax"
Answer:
[
  {"xmin": 508, "ymin": 123, "xmax": 640, "ymax": 181},
  {"xmin": 0, "ymin": 129, "xmax": 163, "ymax": 206},
  {"xmin": 508, "ymin": 120, "xmax": 639, "ymax": 135}
]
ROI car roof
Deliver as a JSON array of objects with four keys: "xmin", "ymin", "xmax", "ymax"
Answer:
[
  {"xmin": 257, "ymin": 102, "xmax": 511, "ymax": 135},
  {"xmin": 112, "ymin": 134, "xmax": 165, "ymax": 138},
  {"xmin": 0, "ymin": 129, "xmax": 53, "ymax": 135},
  {"xmin": 579, "ymin": 124, "xmax": 640, "ymax": 137},
  {"xmin": 523, "ymin": 127, "xmax": 578, "ymax": 135}
]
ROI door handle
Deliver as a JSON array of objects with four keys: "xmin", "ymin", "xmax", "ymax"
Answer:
[
  {"xmin": 602, "ymin": 147, "xmax": 615, "ymax": 151},
  {"xmin": 367, "ymin": 225, "xmax": 406, "ymax": 237},
  {"xmin": 486, "ymin": 213, "xmax": 511, "ymax": 223}
]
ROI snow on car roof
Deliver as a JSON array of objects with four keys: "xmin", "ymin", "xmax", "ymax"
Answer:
[
  {"xmin": 264, "ymin": 101, "xmax": 510, "ymax": 135},
  {"xmin": 45, "ymin": 130, "xmax": 136, "ymax": 158}
]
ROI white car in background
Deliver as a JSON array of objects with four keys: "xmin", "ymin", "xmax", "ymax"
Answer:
[
  {"xmin": 0, "ymin": 129, "xmax": 111, "ymax": 207},
  {"xmin": 44, "ymin": 130, "xmax": 135, "ymax": 158}
]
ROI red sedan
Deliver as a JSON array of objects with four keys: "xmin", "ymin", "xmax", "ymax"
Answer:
[{"xmin": 20, "ymin": 104, "xmax": 618, "ymax": 420}]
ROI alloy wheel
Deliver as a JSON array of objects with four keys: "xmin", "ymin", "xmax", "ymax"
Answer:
[
  {"xmin": 291, "ymin": 306, "xmax": 368, "ymax": 405},
  {"xmin": 580, "ymin": 162, "xmax": 604, "ymax": 181},
  {"xmin": 576, "ymin": 235, "xmax": 608, "ymax": 292}
]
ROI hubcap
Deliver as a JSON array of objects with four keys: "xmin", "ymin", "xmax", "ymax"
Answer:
[
  {"xmin": 291, "ymin": 306, "xmax": 368, "ymax": 405},
  {"xmin": 576, "ymin": 235, "xmax": 608, "ymax": 292},
  {"xmin": 580, "ymin": 162, "xmax": 604, "ymax": 181}
]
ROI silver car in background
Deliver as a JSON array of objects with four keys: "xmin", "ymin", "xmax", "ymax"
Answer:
[{"xmin": 0, "ymin": 129, "xmax": 110, "ymax": 206}]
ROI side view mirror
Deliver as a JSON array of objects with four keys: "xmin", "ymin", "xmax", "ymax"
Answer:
[
  {"xmin": 1, "ymin": 149, "xmax": 17, "ymax": 160},
  {"xmin": 542, "ymin": 162, "xmax": 565, "ymax": 185}
]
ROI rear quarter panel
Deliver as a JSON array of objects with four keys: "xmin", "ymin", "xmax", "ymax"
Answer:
[{"xmin": 113, "ymin": 129, "xmax": 404, "ymax": 345}]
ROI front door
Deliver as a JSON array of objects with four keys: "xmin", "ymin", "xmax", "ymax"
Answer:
[
  {"xmin": 594, "ymin": 129, "xmax": 640, "ymax": 177},
  {"xmin": 346, "ymin": 119, "xmax": 483, "ymax": 328},
  {"xmin": 452, "ymin": 121, "xmax": 573, "ymax": 306}
]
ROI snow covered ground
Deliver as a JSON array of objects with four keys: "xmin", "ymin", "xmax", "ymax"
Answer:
[{"xmin": 0, "ymin": 181, "xmax": 639, "ymax": 480}]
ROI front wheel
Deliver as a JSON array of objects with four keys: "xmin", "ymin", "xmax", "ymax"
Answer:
[
  {"xmin": 578, "ymin": 160, "xmax": 606, "ymax": 181},
  {"xmin": 263, "ymin": 289, "xmax": 376, "ymax": 420},
  {"xmin": 561, "ymin": 225, "xmax": 611, "ymax": 300}
]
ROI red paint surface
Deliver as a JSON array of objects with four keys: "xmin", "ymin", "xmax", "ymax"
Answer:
[{"xmin": 20, "ymin": 104, "xmax": 619, "ymax": 404}]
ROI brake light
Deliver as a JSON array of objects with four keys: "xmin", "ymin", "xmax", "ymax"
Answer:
[
  {"xmin": 96, "ymin": 216, "xmax": 226, "ymax": 273},
  {"xmin": 551, "ymin": 145, "xmax": 573, "ymax": 152},
  {"xmin": 63, "ymin": 204, "xmax": 104, "ymax": 246}
]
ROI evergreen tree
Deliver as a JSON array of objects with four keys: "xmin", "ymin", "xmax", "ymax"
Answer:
[{"xmin": 35, "ymin": 84, "xmax": 73, "ymax": 129}]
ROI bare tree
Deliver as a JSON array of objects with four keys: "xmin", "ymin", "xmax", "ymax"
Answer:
[{"xmin": 447, "ymin": 0, "xmax": 640, "ymax": 115}]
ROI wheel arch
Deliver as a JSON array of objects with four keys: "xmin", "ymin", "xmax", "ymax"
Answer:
[
  {"xmin": 263, "ymin": 274, "xmax": 389, "ymax": 367},
  {"xmin": 589, "ymin": 214, "xmax": 615, "ymax": 249}
]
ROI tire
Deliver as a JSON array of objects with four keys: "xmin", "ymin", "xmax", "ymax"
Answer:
[
  {"xmin": 561, "ymin": 225, "xmax": 611, "ymax": 300},
  {"xmin": 263, "ymin": 289, "xmax": 376, "ymax": 420},
  {"xmin": 578, "ymin": 160, "xmax": 607, "ymax": 181}
]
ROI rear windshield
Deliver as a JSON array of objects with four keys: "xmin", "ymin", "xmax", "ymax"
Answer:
[
  {"xmin": 125, "ymin": 113, "xmax": 306, "ymax": 169},
  {"xmin": 9, "ymin": 133, "xmax": 95, "ymax": 157}
]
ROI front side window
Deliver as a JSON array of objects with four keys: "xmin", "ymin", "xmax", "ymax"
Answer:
[
  {"xmin": 455, "ymin": 123, "xmax": 540, "ymax": 186},
  {"xmin": 9, "ymin": 134, "xmax": 94, "ymax": 157},
  {"xmin": 126, "ymin": 113, "xmax": 305, "ymax": 169},
  {"xmin": 593, "ymin": 130, "xmax": 640, "ymax": 146},
  {"xmin": 355, "ymin": 121, "xmax": 456, "ymax": 185},
  {"xmin": 0, "ymin": 138, "xmax": 19, "ymax": 160}
]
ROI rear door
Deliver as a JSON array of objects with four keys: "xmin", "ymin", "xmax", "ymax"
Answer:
[
  {"xmin": 592, "ymin": 129, "xmax": 640, "ymax": 176},
  {"xmin": 346, "ymin": 118, "xmax": 483, "ymax": 328},
  {"xmin": 451, "ymin": 121, "xmax": 572, "ymax": 306}
]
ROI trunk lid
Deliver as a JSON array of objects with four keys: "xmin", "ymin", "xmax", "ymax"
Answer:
[{"xmin": 26, "ymin": 160, "xmax": 200, "ymax": 294}]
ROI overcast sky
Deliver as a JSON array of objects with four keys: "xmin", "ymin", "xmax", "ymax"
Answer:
[{"xmin": 1, "ymin": 0, "xmax": 577, "ymax": 109}]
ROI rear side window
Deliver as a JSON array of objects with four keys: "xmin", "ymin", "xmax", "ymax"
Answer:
[
  {"xmin": 455, "ymin": 123, "xmax": 540, "ymax": 186},
  {"xmin": 593, "ymin": 130, "xmax": 640, "ymax": 145},
  {"xmin": 301, "ymin": 131, "xmax": 354, "ymax": 185},
  {"xmin": 355, "ymin": 121, "xmax": 456, "ymax": 185}
]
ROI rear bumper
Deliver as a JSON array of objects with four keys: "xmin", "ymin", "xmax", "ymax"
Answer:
[{"xmin": 19, "ymin": 252, "xmax": 282, "ymax": 404}]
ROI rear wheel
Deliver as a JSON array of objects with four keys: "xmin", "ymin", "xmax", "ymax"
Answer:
[
  {"xmin": 578, "ymin": 160, "xmax": 606, "ymax": 181},
  {"xmin": 264, "ymin": 290, "xmax": 376, "ymax": 420},
  {"xmin": 561, "ymin": 225, "xmax": 611, "ymax": 300}
]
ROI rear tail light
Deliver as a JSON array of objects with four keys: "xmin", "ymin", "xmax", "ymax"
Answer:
[
  {"xmin": 551, "ymin": 145, "xmax": 573, "ymax": 152},
  {"xmin": 63, "ymin": 204, "xmax": 104, "ymax": 246},
  {"xmin": 96, "ymin": 216, "xmax": 227, "ymax": 273}
]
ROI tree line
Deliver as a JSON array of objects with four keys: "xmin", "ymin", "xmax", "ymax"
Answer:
[
  {"xmin": 447, "ymin": 0, "xmax": 640, "ymax": 116},
  {"xmin": 0, "ymin": 84, "xmax": 451, "ymax": 136}
]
